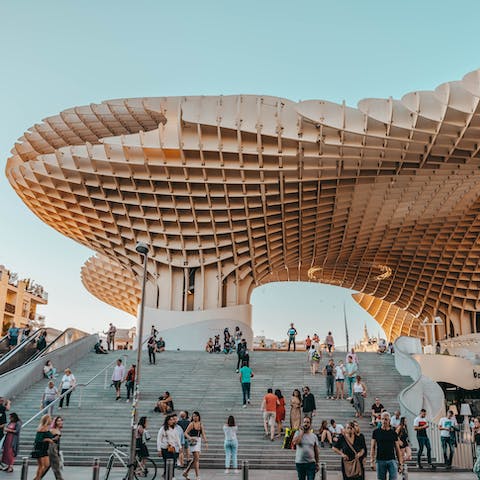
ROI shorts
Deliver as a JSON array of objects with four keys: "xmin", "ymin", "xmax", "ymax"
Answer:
[
  {"xmin": 336, "ymin": 378, "xmax": 344, "ymax": 382},
  {"xmin": 112, "ymin": 380, "xmax": 121, "ymax": 389},
  {"xmin": 263, "ymin": 411, "xmax": 276, "ymax": 426},
  {"xmin": 9, "ymin": 337, "xmax": 18, "ymax": 346}
]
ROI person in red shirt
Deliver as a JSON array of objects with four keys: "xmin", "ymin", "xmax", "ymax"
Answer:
[
  {"xmin": 125, "ymin": 364, "xmax": 136, "ymax": 403},
  {"xmin": 305, "ymin": 336, "xmax": 312, "ymax": 351},
  {"xmin": 275, "ymin": 389, "xmax": 286, "ymax": 437},
  {"xmin": 261, "ymin": 388, "xmax": 279, "ymax": 441}
]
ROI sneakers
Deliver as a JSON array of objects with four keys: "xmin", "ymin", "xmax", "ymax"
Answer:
[
  {"xmin": 235, "ymin": 369, "xmax": 239, "ymax": 373},
  {"xmin": 126, "ymin": 398, "xmax": 130, "ymax": 403},
  {"xmin": 234, "ymin": 470, "xmax": 241, "ymax": 474},
  {"xmin": 242, "ymin": 404, "xmax": 247, "ymax": 408},
  {"xmin": 247, "ymin": 399, "xmax": 251, "ymax": 404},
  {"xmin": 224, "ymin": 469, "xmax": 230, "ymax": 473}
]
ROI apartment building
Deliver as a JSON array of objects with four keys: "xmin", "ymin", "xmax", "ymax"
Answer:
[{"xmin": 0, "ymin": 265, "xmax": 47, "ymax": 334}]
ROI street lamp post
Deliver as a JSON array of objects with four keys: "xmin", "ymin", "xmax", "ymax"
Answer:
[{"xmin": 128, "ymin": 241, "xmax": 149, "ymax": 480}]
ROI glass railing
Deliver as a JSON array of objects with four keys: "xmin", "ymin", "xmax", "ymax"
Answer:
[
  {"xmin": 0, "ymin": 329, "xmax": 45, "ymax": 375},
  {"xmin": 0, "ymin": 335, "xmax": 9, "ymax": 358}
]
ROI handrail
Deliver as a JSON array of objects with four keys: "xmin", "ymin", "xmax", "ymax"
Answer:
[
  {"xmin": 0, "ymin": 329, "xmax": 43, "ymax": 367},
  {"xmin": 394, "ymin": 338, "xmax": 423, "ymax": 418},
  {"xmin": 26, "ymin": 327, "xmax": 88, "ymax": 364},
  {"xmin": 22, "ymin": 353, "xmax": 128, "ymax": 428}
]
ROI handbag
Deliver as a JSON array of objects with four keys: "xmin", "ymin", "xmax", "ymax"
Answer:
[
  {"xmin": 167, "ymin": 444, "xmax": 175, "ymax": 453},
  {"xmin": 188, "ymin": 438, "xmax": 197, "ymax": 447},
  {"xmin": 342, "ymin": 435, "xmax": 362, "ymax": 478},
  {"xmin": 282, "ymin": 428, "xmax": 296, "ymax": 449}
]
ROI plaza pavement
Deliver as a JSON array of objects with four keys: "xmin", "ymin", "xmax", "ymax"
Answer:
[{"xmin": 3, "ymin": 466, "xmax": 473, "ymax": 479}]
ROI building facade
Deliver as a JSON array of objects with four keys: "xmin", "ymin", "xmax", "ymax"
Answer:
[
  {"xmin": 7, "ymin": 69, "xmax": 480, "ymax": 348},
  {"xmin": 0, "ymin": 266, "xmax": 47, "ymax": 334}
]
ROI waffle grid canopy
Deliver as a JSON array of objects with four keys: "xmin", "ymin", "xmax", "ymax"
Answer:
[{"xmin": 7, "ymin": 70, "xmax": 480, "ymax": 340}]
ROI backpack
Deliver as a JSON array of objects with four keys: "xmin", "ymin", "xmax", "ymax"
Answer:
[{"xmin": 312, "ymin": 351, "xmax": 320, "ymax": 361}]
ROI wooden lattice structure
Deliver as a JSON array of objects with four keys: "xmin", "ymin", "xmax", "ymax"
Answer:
[{"xmin": 7, "ymin": 70, "xmax": 480, "ymax": 340}]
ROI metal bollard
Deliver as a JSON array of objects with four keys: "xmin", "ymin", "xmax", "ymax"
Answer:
[
  {"xmin": 242, "ymin": 460, "xmax": 249, "ymax": 480},
  {"xmin": 20, "ymin": 457, "xmax": 28, "ymax": 480},
  {"xmin": 165, "ymin": 458, "xmax": 174, "ymax": 480},
  {"xmin": 320, "ymin": 461, "xmax": 327, "ymax": 480},
  {"xmin": 92, "ymin": 457, "xmax": 100, "ymax": 480}
]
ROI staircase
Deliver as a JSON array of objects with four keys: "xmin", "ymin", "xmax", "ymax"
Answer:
[{"xmin": 13, "ymin": 350, "xmax": 410, "ymax": 470}]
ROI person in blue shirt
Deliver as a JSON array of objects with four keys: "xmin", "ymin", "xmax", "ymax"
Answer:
[
  {"xmin": 239, "ymin": 361, "xmax": 254, "ymax": 407},
  {"xmin": 287, "ymin": 323, "xmax": 298, "ymax": 351},
  {"xmin": 7, "ymin": 323, "xmax": 19, "ymax": 350}
]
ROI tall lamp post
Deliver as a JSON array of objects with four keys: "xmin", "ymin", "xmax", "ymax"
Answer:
[{"xmin": 128, "ymin": 241, "xmax": 149, "ymax": 480}]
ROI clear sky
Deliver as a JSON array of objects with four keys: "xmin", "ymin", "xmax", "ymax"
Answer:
[{"xmin": 0, "ymin": 0, "xmax": 478, "ymax": 342}]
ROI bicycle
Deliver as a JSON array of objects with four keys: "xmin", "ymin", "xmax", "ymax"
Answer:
[{"xmin": 104, "ymin": 439, "xmax": 157, "ymax": 480}]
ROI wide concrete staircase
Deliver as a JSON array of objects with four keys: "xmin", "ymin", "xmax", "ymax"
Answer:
[{"xmin": 13, "ymin": 350, "xmax": 410, "ymax": 470}]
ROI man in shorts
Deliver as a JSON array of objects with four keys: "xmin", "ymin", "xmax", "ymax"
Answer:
[
  {"xmin": 111, "ymin": 358, "xmax": 125, "ymax": 400},
  {"xmin": 261, "ymin": 388, "xmax": 279, "ymax": 441},
  {"xmin": 287, "ymin": 323, "xmax": 298, "ymax": 351}
]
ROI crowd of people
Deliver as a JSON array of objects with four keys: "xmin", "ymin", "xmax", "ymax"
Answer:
[
  {"xmin": 0, "ymin": 319, "xmax": 476, "ymax": 480},
  {"xmin": 205, "ymin": 326, "xmax": 243, "ymax": 355}
]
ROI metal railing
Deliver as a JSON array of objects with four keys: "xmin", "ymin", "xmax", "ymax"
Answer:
[
  {"xmin": 428, "ymin": 422, "xmax": 474, "ymax": 469},
  {"xmin": 394, "ymin": 336, "xmax": 474, "ymax": 469},
  {"xmin": 22, "ymin": 353, "xmax": 128, "ymax": 428}
]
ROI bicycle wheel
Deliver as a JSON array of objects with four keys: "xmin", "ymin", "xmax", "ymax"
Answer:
[
  {"xmin": 104, "ymin": 455, "xmax": 115, "ymax": 480},
  {"xmin": 133, "ymin": 457, "xmax": 157, "ymax": 480}
]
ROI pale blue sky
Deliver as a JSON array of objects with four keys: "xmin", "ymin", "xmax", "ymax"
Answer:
[{"xmin": 0, "ymin": 0, "xmax": 478, "ymax": 342}]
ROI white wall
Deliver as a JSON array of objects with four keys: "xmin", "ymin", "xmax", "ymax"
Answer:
[
  {"xmin": 413, "ymin": 353, "xmax": 480, "ymax": 390},
  {"xmin": 140, "ymin": 304, "xmax": 253, "ymax": 351}
]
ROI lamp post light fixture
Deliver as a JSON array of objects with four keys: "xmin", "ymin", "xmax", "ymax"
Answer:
[
  {"xmin": 460, "ymin": 402, "xmax": 472, "ymax": 443},
  {"xmin": 128, "ymin": 241, "xmax": 149, "ymax": 480}
]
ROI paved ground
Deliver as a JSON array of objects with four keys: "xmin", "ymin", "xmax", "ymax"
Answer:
[{"xmin": 2, "ymin": 466, "xmax": 474, "ymax": 479}]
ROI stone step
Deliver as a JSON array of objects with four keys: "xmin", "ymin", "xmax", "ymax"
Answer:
[{"xmin": 12, "ymin": 350, "xmax": 412, "ymax": 470}]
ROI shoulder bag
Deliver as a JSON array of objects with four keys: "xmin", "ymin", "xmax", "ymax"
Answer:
[{"xmin": 342, "ymin": 435, "xmax": 362, "ymax": 478}]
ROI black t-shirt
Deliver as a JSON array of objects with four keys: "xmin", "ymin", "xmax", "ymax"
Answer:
[
  {"xmin": 177, "ymin": 419, "xmax": 190, "ymax": 432},
  {"xmin": 325, "ymin": 364, "xmax": 334, "ymax": 376},
  {"xmin": 302, "ymin": 393, "xmax": 316, "ymax": 412},
  {"xmin": 334, "ymin": 434, "xmax": 366, "ymax": 461},
  {"xmin": 372, "ymin": 427, "xmax": 398, "ymax": 461},
  {"xmin": 371, "ymin": 403, "xmax": 384, "ymax": 414},
  {"xmin": 0, "ymin": 405, "xmax": 6, "ymax": 425}
]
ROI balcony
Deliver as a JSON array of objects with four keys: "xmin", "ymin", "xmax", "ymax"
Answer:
[{"xmin": 4, "ymin": 303, "xmax": 15, "ymax": 315}]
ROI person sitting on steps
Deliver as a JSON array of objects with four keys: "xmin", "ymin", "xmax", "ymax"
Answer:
[
  {"xmin": 154, "ymin": 392, "xmax": 174, "ymax": 414},
  {"xmin": 94, "ymin": 340, "xmax": 108, "ymax": 354}
]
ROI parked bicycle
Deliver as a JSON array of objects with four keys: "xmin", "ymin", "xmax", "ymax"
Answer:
[{"xmin": 104, "ymin": 439, "xmax": 157, "ymax": 480}]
